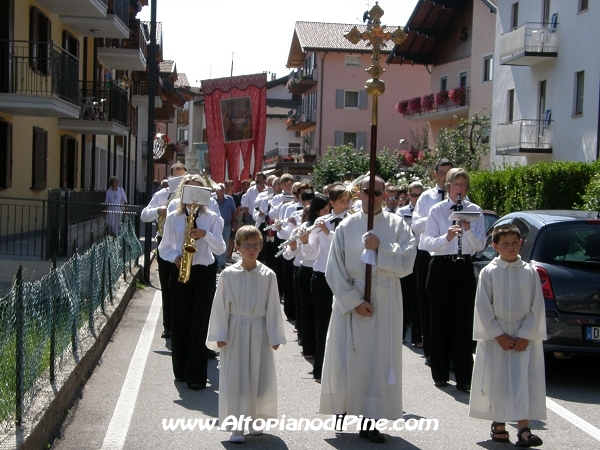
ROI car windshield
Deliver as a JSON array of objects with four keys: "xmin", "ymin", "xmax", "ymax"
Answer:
[{"xmin": 532, "ymin": 224, "xmax": 600, "ymax": 268}]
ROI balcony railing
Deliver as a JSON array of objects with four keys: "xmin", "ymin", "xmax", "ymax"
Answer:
[
  {"xmin": 107, "ymin": 0, "xmax": 129, "ymax": 27},
  {"xmin": 397, "ymin": 87, "xmax": 469, "ymax": 120},
  {"xmin": 286, "ymin": 69, "xmax": 317, "ymax": 94},
  {"xmin": 286, "ymin": 106, "xmax": 316, "ymax": 131},
  {"xmin": 0, "ymin": 39, "xmax": 79, "ymax": 105},
  {"xmin": 97, "ymin": 19, "xmax": 149, "ymax": 69},
  {"xmin": 80, "ymin": 80, "xmax": 128, "ymax": 126},
  {"xmin": 496, "ymin": 119, "xmax": 553, "ymax": 155},
  {"xmin": 499, "ymin": 21, "xmax": 558, "ymax": 66}
]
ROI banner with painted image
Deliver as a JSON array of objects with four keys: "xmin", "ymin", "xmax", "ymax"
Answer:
[{"xmin": 221, "ymin": 97, "xmax": 253, "ymax": 143}]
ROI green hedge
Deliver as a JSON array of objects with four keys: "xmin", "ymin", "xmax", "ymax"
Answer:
[{"xmin": 468, "ymin": 161, "xmax": 600, "ymax": 216}]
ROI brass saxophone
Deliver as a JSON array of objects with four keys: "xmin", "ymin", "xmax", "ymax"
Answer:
[{"xmin": 178, "ymin": 202, "xmax": 199, "ymax": 283}]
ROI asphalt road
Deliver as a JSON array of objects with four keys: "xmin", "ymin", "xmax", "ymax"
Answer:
[{"xmin": 50, "ymin": 260, "xmax": 600, "ymax": 450}]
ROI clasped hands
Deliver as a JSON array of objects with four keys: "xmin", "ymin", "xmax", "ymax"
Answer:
[
  {"xmin": 495, "ymin": 333, "xmax": 529, "ymax": 351},
  {"xmin": 190, "ymin": 228, "xmax": 206, "ymax": 240},
  {"xmin": 218, "ymin": 341, "xmax": 279, "ymax": 350}
]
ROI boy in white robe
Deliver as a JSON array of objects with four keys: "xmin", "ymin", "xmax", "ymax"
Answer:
[
  {"xmin": 469, "ymin": 224, "xmax": 547, "ymax": 447},
  {"xmin": 207, "ymin": 226, "xmax": 286, "ymax": 444}
]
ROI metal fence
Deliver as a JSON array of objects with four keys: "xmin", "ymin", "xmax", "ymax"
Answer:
[
  {"xmin": 0, "ymin": 192, "xmax": 143, "ymax": 259},
  {"xmin": 0, "ymin": 216, "xmax": 142, "ymax": 433}
]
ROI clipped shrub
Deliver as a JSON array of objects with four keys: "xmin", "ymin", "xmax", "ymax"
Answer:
[
  {"xmin": 580, "ymin": 172, "xmax": 600, "ymax": 212},
  {"xmin": 469, "ymin": 160, "xmax": 600, "ymax": 215}
]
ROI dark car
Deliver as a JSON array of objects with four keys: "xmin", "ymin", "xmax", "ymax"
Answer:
[{"xmin": 473, "ymin": 210, "xmax": 600, "ymax": 357}]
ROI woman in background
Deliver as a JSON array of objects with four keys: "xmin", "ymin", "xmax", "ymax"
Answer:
[{"xmin": 105, "ymin": 176, "xmax": 128, "ymax": 236}]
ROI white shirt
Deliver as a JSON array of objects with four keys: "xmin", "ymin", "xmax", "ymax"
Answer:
[
  {"xmin": 420, "ymin": 199, "xmax": 486, "ymax": 256},
  {"xmin": 302, "ymin": 216, "xmax": 338, "ymax": 273},
  {"xmin": 158, "ymin": 208, "xmax": 226, "ymax": 266},
  {"xmin": 140, "ymin": 188, "xmax": 169, "ymax": 223},
  {"xmin": 241, "ymin": 184, "xmax": 266, "ymax": 210},
  {"xmin": 166, "ymin": 197, "xmax": 221, "ymax": 216},
  {"xmin": 397, "ymin": 204, "xmax": 414, "ymax": 227},
  {"xmin": 412, "ymin": 185, "xmax": 446, "ymax": 246}
]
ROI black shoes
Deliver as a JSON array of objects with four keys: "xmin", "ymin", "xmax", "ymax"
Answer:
[
  {"xmin": 434, "ymin": 381, "xmax": 449, "ymax": 387},
  {"xmin": 207, "ymin": 349, "xmax": 218, "ymax": 359},
  {"xmin": 424, "ymin": 357, "xmax": 431, "ymax": 366},
  {"xmin": 456, "ymin": 384, "xmax": 471, "ymax": 392},
  {"xmin": 161, "ymin": 329, "xmax": 171, "ymax": 338},
  {"xmin": 359, "ymin": 429, "xmax": 385, "ymax": 443},
  {"xmin": 188, "ymin": 383, "xmax": 205, "ymax": 390}
]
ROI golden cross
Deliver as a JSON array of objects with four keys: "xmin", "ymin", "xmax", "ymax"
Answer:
[{"xmin": 344, "ymin": 2, "xmax": 407, "ymax": 83}]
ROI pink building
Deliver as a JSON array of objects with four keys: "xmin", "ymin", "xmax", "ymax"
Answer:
[
  {"xmin": 285, "ymin": 21, "xmax": 429, "ymax": 157},
  {"xmin": 388, "ymin": 0, "xmax": 497, "ymax": 162}
]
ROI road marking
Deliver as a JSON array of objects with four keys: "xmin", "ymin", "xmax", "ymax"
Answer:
[
  {"xmin": 547, "ymin": 398, "xmax": 600, "ymax": 441},
  {"xmin": 100, "ymin": 291, "xmax": 161, "ymax": 450}
]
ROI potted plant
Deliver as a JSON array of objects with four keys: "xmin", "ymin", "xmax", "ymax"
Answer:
[
  {"xmin": 421, "ymin": 93, "xmax": 435, "ymax": 112},
  {"xmin": 435, "ymin": 90, "xmax": 449, "ymax": 106},
  {"xmin": 395, "ymin": 100, "xmax": 409, "ymax": 116},
  {"xmin": 449, "ymin": 87, "xmax": 466, "ymax": 105},
  {"xmin": 408, "ymin": 97, "xmax": 422, "ymax": 114}
]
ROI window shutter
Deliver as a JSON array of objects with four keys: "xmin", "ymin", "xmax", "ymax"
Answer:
[
  {"xmin": 69, "ymin": 137, "xmax": 78, "ymax": 189},
  {"xmin": 359, "ymin": 90, "xmax": 368, "ymax": 110},
  {"xmin": 32, "ymin": 127, "xmax": 47, "ymax": 190},
  {"xmin": 0, "ymin": 121, "xmax": 13, "ymax": 189},
  {"xmin": 357, "ymin": 132, "xmax": 367, "ymax": 150},
  {"xmin": 60, "ymin": 135, "xmax": 68, "ymax": 188},
  {"xmin": 336, "ymin": 89, "xmax": 344, "ymax": 109},
  {"xmin": 334, "ymin": 131, "xmax": 343, "ymax": 146}
]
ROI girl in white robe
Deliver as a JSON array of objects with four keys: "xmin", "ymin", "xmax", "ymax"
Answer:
[{"xmin": 207, "ymin": 226, "xmax": 286, "ymax": 443}]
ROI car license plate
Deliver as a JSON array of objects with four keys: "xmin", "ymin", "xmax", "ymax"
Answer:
[{"xmin": 584, "ymin": 326, "xmax": 600, "ymax": 342}]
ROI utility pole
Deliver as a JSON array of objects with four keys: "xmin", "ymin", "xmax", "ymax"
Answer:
[{"xmin": 230, "ymin": 51, "xmax": 234, "ymax": 77}]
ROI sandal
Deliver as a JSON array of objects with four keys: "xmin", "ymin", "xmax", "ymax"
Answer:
[
  {"xmin": 515, "ymin": 427, "xmax": 543, "ymax": 448},
  {"xmin": 490, "ymin": 422, "xmax": 510, "ymax": 443}
]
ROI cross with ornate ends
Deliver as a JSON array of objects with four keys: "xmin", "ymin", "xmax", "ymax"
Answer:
[{"xmin": 343, "ymin": 2, "xmax": 407, "ymax": 303}]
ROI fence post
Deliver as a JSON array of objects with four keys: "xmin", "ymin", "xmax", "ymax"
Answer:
[
  {"xmin": 15, "ymin": 265, "xmax": 24, "ymax": 426},
  {"xmin": 90, "ymin": 244, "xmax": 98, "ymax": 328},
  {"xmin": 71, "ymin": 246, "xmax": 78, "ymax": 353},
  {"xmin": 107, "ymin": 239, "xmax": 114, "ymax": 305},
  {"xmin": 100, "ymin": 242, "xmax": 107, "ymax": 312},
  {"xmin": 49, "ymin": 255, "xmax": 57, "ymax": 383}
]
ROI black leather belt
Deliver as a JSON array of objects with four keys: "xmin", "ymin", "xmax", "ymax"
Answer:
[{"xmin": 432, "ymin": 254, "xmax": 472, "ymax": 261}]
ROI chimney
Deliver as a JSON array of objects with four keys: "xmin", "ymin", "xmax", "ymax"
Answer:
[{"xmin": 271, "ymin": 73, "xmax": 276, "ymax": 81}]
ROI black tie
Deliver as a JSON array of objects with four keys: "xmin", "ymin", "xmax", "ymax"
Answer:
[
  {"xmin": 438, "ymin": 189, "xmax": 446, "ymax": 201},
  {"xmin": 331, "ymin": 217, "xmax": 342, "ymax": 230},
  {"xmin": 410, "ymin": 206, "xmax": 414, "ymax": 213}
]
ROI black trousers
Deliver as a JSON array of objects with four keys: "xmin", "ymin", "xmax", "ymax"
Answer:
[
  {"xmin": 282, "ymin": 257, "xmax": 296, "ymax": 320},
  {"xmin": 156, "ymin": 237, "xmax": 173, "ymax": 332},
  {"xmin": 416, "ymin": 249, "xmax": 432, "ymax": 357},
  {"xmin": 169, "ymin": 262, "xmax": 217, "ymax": 387},
  {"xmin": 274, "ymin": 238, "xmax": 285, "ymax": 297},
  {"xmin": 401, "ymin": 270, "xmax": 421, "ymax": 344},
  {"xmin": 297, "ymin": 265, "xmax": 315, "ymax": 356},
  {"xmin": 311, "ymin": 271, "xmax": 333, "ymax": 379},
  {"xmin": 426, "ymin": 256, "xmax": 476, "ymax": 387}
]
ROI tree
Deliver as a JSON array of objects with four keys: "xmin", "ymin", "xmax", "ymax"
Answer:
[
  {"xmin": 420, "ymin": 109, "xmax": 491, "ymax": 173},
  {"xmin": 311, "ymin": 144, "xmax": 400, "ymax": 190}
]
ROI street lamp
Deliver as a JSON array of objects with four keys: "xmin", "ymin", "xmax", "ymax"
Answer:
[{"xmin": 344, "ymin": 2, "xmax": 407, "ymax": 303}]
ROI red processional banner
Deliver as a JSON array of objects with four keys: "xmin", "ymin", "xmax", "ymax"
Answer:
[{"xmin": 202, "ymin": 73, "xmax": 267, "ymax": 185}]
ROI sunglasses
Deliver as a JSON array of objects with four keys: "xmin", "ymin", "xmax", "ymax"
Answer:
[
  {"xmin": 363, "ymin": 188, "xmax": 384, "ymax": 196},
  {"xmin": 410, "ymin": 193, "xmax": 422, "ymax": 198}
]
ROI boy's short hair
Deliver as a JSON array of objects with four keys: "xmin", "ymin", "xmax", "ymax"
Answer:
[
  {"xmin": 235, "ymin": 225, "xmax": 263, "ymax": 246},
  {"xmin": 492, "ymin": 224, "xmax": 521, "ymax": 244},
  {"xmin": 328, "ymin": 184, "xmax": 352, "ymax": 202},
  {"xmin": 280, "ymin": 173, "xmax": 294, "ymax": 184},
  {"xmin": 435, "ymin": 158, "xmax": 454, "ymax": 172},
  {"xmin": 409, "ymin": 181, "xmax": 424, "ymax": 190}
]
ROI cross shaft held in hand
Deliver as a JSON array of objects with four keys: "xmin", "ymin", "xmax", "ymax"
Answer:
[{"xmin": 343, "ymin": 2, "xmax": 407, "ymax": 303}]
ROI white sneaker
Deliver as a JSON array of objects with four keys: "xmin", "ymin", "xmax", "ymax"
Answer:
[
  {"xmin": 249, "ymin": 420, "xmax": 263, "ymax": 435},
  {"xmin": 229, "ymin": 431, "xmax": 244, "ymax": 443}
]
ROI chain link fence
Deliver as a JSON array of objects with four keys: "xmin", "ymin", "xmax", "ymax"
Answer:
[{"xmin": 0, "ymin": 216, "xmax": 142, "ymax": 435}]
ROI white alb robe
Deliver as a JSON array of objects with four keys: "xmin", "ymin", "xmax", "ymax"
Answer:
[
  {"xmin": 207, "ymin": 262, "xmax": 286, "ymax": 427},
  {"xmin": 319, "ymin": 211, "xmax": 416, "ymax": 419},
  {"xmin": 469, "ymin": 256, "xmax": 547, "ymax": 421}
]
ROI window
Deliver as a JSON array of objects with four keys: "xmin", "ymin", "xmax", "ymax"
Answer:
[
  {"xmin": 483, "ymin": 56, "xmax": 493, "ymax": 82},
  {"xmin": 579, "ymin": 0, "xmax": 589, "ymax": 12},
  {"xmin": 345, "ymin": 55, "xmax": 361, "ymax": 67},
  {"xmin": 507, "ymin": 89, "xmax": 515, "ymax": 122},
  {"xmin": 343, "ymin": 132, "xmax": 357, "ymax": 147},
  {"xmin": 511, "ymin": 2, "xmax": 519, "ymax": 29},
  {"xmin": 538, "ymin": 80, "xmax": 547, "ymax": 121},
  {"xmin": 32, "ymin": 127, "xmax": 48, "ymax": 190},
  {"xmin": 0, "ymin": 120, "xmax": 12, "ymax": 189},
  {"xmin": 542, "ymin": 0, "xmax": 551, "ymax": 23},
  {"xmin": 336, "ymin": 90, "xmax": 367, "ymax": 109},
  {"xmin": 62, "ymin": 30, "xmax": 79, "ymax": 59},
  {"xmin": 574, "ymin": 71, "xmax": 584, "ymax": 115},
  {"xmin": 344, "ymin": 91, "xmax": 359, "ymax": 108},
  {"xmin": 440, "ymin": 76, "xmax": 448, "ymax": 91},
  {"xmin": 60, "ymin": 135, "xmax": 78, "ymax": 189},
  {"xmin": 178, "ymin": 128, "xmax": 188, "ymax": 141},
  {"xmin": 29, "ymin": 7, "xmax": 51, "ymax": 75},
  {"xmin": 460, "ymin": 71, "xmax": 468, "ymax": 89}
]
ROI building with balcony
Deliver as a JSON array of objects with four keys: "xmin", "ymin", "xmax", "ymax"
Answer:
[
  {"xmin": 285, "ymin": 21, "xmax": 429, "ymax": 161},
  {"xmin": 491, "ymin": 0, "xmax": 599, "ymax": 165},
  {"xmin": 387, "ymin": 0, "xmax": 497, "ymax": 157}
]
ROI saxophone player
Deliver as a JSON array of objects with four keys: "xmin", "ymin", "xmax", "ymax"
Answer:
[
  {"xmin": 140, "ymin": 162, "xmax": 187, "ymax": 339},
  {"xmin": 158, "ymin": 174, "xmax": 226, "ymax": 390}
]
